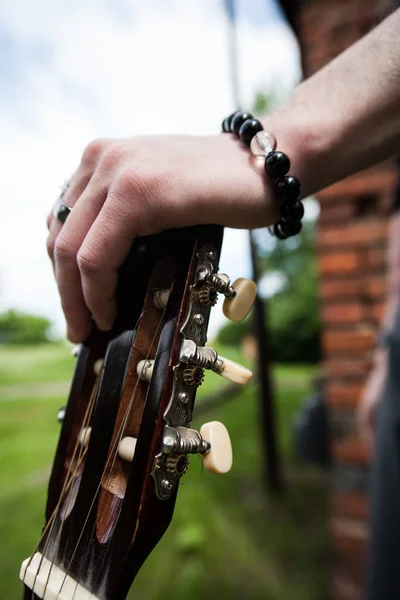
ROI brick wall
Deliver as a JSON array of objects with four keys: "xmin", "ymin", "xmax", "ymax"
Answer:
[{"xmin": 296, "ymin": 1, "xmax": 398, "ymax": 598}]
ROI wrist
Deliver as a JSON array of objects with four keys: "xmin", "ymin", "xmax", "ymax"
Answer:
[{"xmin": 260, "ymin": 98, "xmax": 335, "ymax": 199}]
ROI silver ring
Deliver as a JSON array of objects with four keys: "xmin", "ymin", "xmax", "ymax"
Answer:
[{"xmin": 53, "ymin": 196, "xmax": 72, "ymax": 223}]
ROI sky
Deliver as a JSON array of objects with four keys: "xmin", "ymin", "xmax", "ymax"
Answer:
[{"xmin": 0, "ymin": 0, "xmax": 303, "ymax": 338}]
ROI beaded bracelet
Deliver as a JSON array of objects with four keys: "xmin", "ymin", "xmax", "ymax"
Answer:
[{"xmin": 222, "ymin": 111, "xmax": 304, "ymax": 239}]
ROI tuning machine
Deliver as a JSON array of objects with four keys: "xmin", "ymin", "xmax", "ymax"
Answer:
[
  {"xmin": 195, "ymin": 262, "xmax": 256, "ymax": 322},
  {"xmin": 179, "ymin": 340, "xmax": 252, "ymax": 385},
  {"xmin": 153, "ymin": 421, "xmax": 232, "ymax": 499}
]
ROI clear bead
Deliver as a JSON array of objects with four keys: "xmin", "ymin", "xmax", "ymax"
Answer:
[{"xmin": 250, "ymin": 131, "xmax": 277, "ymax": 157}]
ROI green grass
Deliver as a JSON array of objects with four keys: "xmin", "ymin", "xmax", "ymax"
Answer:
[
  {"xmin": 0, "ymin": 343, "xmax": 75, "ymax": 385},
  {"xmin": 0, "ymin": 344, "xmax": 327, "ymax": 599}
]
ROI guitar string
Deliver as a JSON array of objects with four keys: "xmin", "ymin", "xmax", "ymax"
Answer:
[
  {"xmin": 87, "ymin": 314, "xmax": 181, "ymax": 600},
  {"xmin": 69, "ymin": 308, "xmax": 165, "ymax": 600},
  {"xmin": 26, "ymin": 371, "xmax": 100, "ymax": 598},
  {"xmin": 25, "ymin": 448, "xmax": 89, "ymax": 600},
  {"xmin": 58, "ymin": 308, "xmax": 165, "ymax": 599},
  {"xmin": 26, "ymin": 376, "xmax": 97, "ymax": 585},
  {"xmin": 40, "ymin": 376, "xmax": 99, "ymax": 598},
  {"xmin": 32, "ymin": 376, "xmax": 99, "ymax": 598}
]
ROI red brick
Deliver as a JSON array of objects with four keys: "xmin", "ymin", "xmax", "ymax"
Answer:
[
  {"xmin": 318, "ymin": 221, "xmax": 388, "ymax": 248},
  {"xmin": 332, "ymin": 435, "xmax": 371, "ymax": 465},
  {"xmin": 363, "ymin": 247, "xmax": 387, "ymax": 270},
  {"xmin": 319, "ymin": 202, "xmax": 355, "ymax": 225},
  {"xmin": 327, "ymin": 383, "xmax": 363, "ymax": 408},
  {"xmin": 331, "ymin": 517, "xmax": 369, "ymax": 551},
  {"xmin": 320, "ymin": 279, "xmax": 360, "ymax": 300},
  {"xmin": 320, "ymin": 276, "xmax": 387, "ymax": 302},
  {"xmin": 324, "ymin": 357, "xmax": 370, "ymax": 378},
  {"xmin": 369, "ymin": 302, "xmax": 385, "ymax": 323},
  {"xmin": 319, "ymin": 252, "xmax": 363, "ymax": 275},
  {"xmin": 317, "ymin": 166, "xmax": 396, "ymax": 203},
  {"xmin": 323, "ymin": 329, "xmax": 376, "ymax": 353},
  {"xmin": 332, "ymin": 493, "xmax": 369, "ymax": 520},
  {"xmin": 323, "ymin": 303, "xmax": 365, "ymax": 325},
  {"xmin": 359, "ymin": 276, "xmax": 386, "ymax": 299}
]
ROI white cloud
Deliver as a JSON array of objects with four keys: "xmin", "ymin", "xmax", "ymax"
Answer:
[{"xmin": 0, "ymin": 0, "xmax": 300, "ymax": 336}]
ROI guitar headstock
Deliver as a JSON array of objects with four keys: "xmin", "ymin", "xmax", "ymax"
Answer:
[{"xmin": 21, "ymin": 225, "xmax": 256, "ymax": 600}]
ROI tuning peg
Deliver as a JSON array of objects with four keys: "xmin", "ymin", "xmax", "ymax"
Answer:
[
  {"xmin": 71, "ymin": 344, "xmax": 81, "ymax": 357},
  {"xmin": 180, "ymin": 340, "xmax": 252, "ymax": 385},
  {"xmin": 93, "ymin": 359, "xmax": 104, "ymax": 376},
  {"xmin": 118, "ymin": 436, "xmax": 137, "ymax": 462},
  {"xmin": 222, "ymin": 278, "xmax": 257, "ymax": 322},
  {"xmin": 57, "ymin": 406, "xmax": 66, "ymax": 424},
  {"xmin": 136, "ymin": 359, "xmax": 154, "ymax": 382},
  {"xmin": 195, "ymin": 264, "xmax": 256, "ymax": 321},
  {"xmin": 153, "ymin": 288, "xmax": 170, "ymax": 310},
  {"xmin": 78, "ymin": 427, "xmax": 91, "ymax": 447},
  {"xmin": 199, "ymin": 421, "xmax": 233, "ymax": 474},
  {"xmin": 217, "ymin": 355, "xmax": 253, "ymax": 385}
]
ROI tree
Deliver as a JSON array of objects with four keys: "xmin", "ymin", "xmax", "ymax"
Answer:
[
  {"xmin": 0, "ymin": 310, "xmax": 53, "ymax": 345},
  {"xmin": 216, "ymin": 220, "xmax": 321, "ymax": 363}
]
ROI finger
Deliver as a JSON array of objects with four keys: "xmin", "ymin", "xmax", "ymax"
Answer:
[
  {"xmin": 77, "ymin": 194, "xmax": 139, "ymax": 331},
  {"xmin": 47, "ymin": 212, "xmax": 54, "ymax": 230},
  {"xmin": 54, "ymin": 175, "xmax": 109, "ymax": 342},
  {"xmin": 47, "ymin": 169, "xmax": 92, "ymax": 262}
]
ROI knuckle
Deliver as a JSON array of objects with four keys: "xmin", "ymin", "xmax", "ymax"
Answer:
[
  {"xmin": 115, "ymin": 168, "xmax": 160, "ymax": 206},
  {"xmin": 77, "ymin": 247, "xmax": 100, "ymax": 274},
  {"xmin": 54, "ymin": 236, "xmax": 74, "ymax": 263},
  {"xmin": 81, "ymin": 138, "xmax": 108, "ymax": 166},
  {"xmin": 99, "ymin": 143, "xmax": 125, "ymax": 170}
]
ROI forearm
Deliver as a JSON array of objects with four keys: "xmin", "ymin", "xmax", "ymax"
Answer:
[{"xmin": 262, "ymin": 8, "xmax": 400, "ymax": 197}]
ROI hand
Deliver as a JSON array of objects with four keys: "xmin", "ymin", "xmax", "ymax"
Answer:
[
  {"xmin": 46, "ymin": 134, "xmax": 279, "ymax": 342},
  {"xmin": 358, "ymin": 351, "xmax": 388, "ymax": 451}
]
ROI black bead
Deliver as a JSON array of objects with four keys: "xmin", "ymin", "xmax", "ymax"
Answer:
[
  {"xmin": 280, "ymin": 220, "xmax": 302, "ymax": 237},
  {"xmin": 222, "ymin": 117, "xmax": 231, "ymax": 132},
  {"xmin": 275, "ymin": 176, "xmax": 301, "ymax": 204},
  {"xmin": 281, "ymin": 200, "xmax": 305, "ymax": 223},
  {"xmin": 231, "ymin": 112, "xmax": 253, "ymax": 135},
  {"xmin": 265, "ymin": 151, "xmax": 291, "ymax": 178},
  {"xmin": 273, "ymin": 222, "xmax": 287, "ymax": 240},
  {"xmin": 222, "ymin": 112, "xmax": 238, "ymax": 132},
  {"xmin": 238, "ymin": 118, "xmax": 263, "ymax": 146}
]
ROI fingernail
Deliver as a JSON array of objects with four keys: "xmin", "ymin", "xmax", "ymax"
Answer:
[{"xmin": 95, "ymin": 305, "xmax": 117, "ymax": 332}]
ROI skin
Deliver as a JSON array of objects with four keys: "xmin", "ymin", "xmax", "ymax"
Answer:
[{"xmin": 47, "ymin": 9, "xmax": 400, "ymax": 346}]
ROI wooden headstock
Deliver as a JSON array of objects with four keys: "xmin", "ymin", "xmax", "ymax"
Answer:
[{"xmin": 21, "ymin": 225, "xmax": 255, "ymax": 600}]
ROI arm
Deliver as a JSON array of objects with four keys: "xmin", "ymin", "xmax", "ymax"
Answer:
[
  {"xmin": 47, "ymin": 9, "xmax": 400, "ymax": 342},
  {"xmin": 263, "ymin": 8, "xmax": 400, "ymax": 197}
]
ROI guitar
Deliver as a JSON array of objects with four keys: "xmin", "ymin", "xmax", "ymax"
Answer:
[{"xmin": 20, "ymin": 225, "xmax": 256, "ymax": 600}]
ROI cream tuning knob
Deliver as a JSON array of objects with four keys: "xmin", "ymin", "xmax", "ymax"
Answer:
[
  {"xmin": 136, "ymin": 359, "xmax": 155, "ymax": 382},
  {"xmin": 71, "ymin": 344, "xmax": 81, "ymax": 357},
  {"xmin": 200, "ymin": 421, "xmax": 233, "ymax": 474},
  {"xmin": 218, "ymin": 356, "xmax": 253, "ymax": 385},
  {"xmin": 153, "ymin": 288, "xmax": 170, "ymax": 310},
  {"xmin": 118, "ymin": 436, "xmax": 137, "ymax": 462},
  {"xmin": 78, "ymin": 427, "xmax": 91, "ymax": 448},
  {"xmin": 93, "ymin": 359, "xmax": 104, "ymax": 376},
  {"xmin": 223, "ymin": 278, "xmax": 257, "ymax": 322}
]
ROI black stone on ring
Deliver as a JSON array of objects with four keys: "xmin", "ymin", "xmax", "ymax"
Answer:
[{"xmin": 53, "ymin": 197, "xmax": 71, "ymax": 224}]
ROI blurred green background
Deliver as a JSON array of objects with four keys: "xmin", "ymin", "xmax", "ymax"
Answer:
[{"xmin": 0, "ymin": 341, "xmax": 328, "ymax": 600}]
